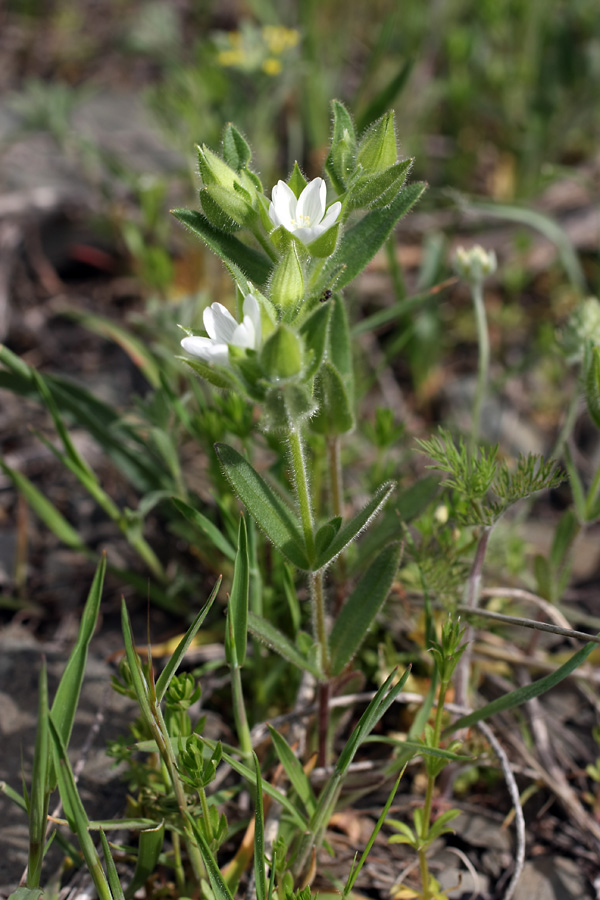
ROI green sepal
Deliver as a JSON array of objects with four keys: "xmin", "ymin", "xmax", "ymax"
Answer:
[
  {"xmin": 356, "ymin": 111, "xmax": 397, "ymax": 175},
  {"xmin": 197, "ymin": 143, "xmax": 239, "ymax": 189},
  {"xmin": 347, "ymin": 158, "xmax": 413, "ymax": 210},
  {"xmin": 204, "ymin": 184, "xmax": 257, "ymax": 227},
  {"xmin": 172, "ymin": 208, "xmax": 272, "ymax": 287},
  {"xmin": 310, "ymin": 362, "xmax": 355, "ymax": 436},
  {"xmin": 214, "ymin": 443, "xmax": 310, "ymax": 570},
  {"xmin": 330, "ymin": 542, "xmax": 401, "ymax": 675},
  {"xmin": 269, "ymin": 243, "xmax": 305, "ymax": 310},
  {"xmin": 329, "ymin": 293, "xmax": 353, "ymax": 380},
  {"xmin": 298, "ymin": 302, "xmax": 332, "ymax": 380},
  {"xmin": 222, "ymin": 123, "xmax": 252, "ymax": 171},
  {"xmin": 199, "ymin": 188, "xmax": 242, "ymax": 231},
  {"xmin": 325, "ymin": 100, "xmax": 357, "ymax": 193},
  {"xmin": 263, "ymin": 383, "xmax": 315, "ymax": 432},
  {"xmin": 306, "ymin": 222, "xmax": 340, "ymax": 258},
  {"xmin": 288, "ymin": 161, "xmax": 308, "ymax": 198},
  {"xmin": 260, "ymin": 325, "xmax": 304, "ymax": 380}
]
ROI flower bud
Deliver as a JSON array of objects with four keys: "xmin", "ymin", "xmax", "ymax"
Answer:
[
  {"xmin": 269, "ymin": 243, "xmax": 305, "ymax": 310},
  {"xmin": 453, "ymin": 245, "xmax": 497, "ymax": 285},
  {"xmin": 260, "ymin": 324, "xmax": 303, "ymax": 379},
  {"xmin": 356, "ymin": 111, "xmax": 398, "ymax": 175}
]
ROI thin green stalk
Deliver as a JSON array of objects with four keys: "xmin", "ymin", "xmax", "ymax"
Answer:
[
  {"xmin": 230, "ymin": 662, "xmax": 253, "ymax": 757},
  {"xmin": 288, "ymin": 428, "xmax": 316, "ymax": 563},
  {"xmin": 251, "ymin": 224, "xmax": 279, "ymax": 263},
  {"xmin": 311, "ymin": 569, "xmax": 330, "ymax": 675},
  {"xmin": 172, "ymin": 831, "xmax": 186, "ymax": 893},
  {"xmin": 327, "ymin": 435, "xmax": 347, "ymax": 612},
  {"xmin": 586, "ymin": 459, "xmax": 600, "ymax": 519},
  {"xmin": 418, "ymin": 679, "xmax": 450, "ymax": 900},
  {"xmin": 470, "ymin": 278, "xmax": 489, "ymax": 450}
]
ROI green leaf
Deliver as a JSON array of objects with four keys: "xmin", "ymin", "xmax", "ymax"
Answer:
[
  {"xmin": 310, "ymin": 363, "xmax": 355, "ymax": 436},
  {"xmin": 267, "ymin": 725, "xmax": 316, "ymax": 816},
  {"xmin": 28, "ymin": 662, "xmax": 49, "ymax": 887},
  {"xmin": 347, "ymin": 159, "xmax": 412, "ymax": 210},
  {"xmin": 253, "ymin": 754, "xmax": 267, "ymax": 900},
  {"xmin": 228, "ymin": 517, "xmax": 249, "ymax": 666},
  {"xmin": 314, "ymin": 482, "xmax": 394, "ymax": 571},
  {"xmin": 8, "ymin": 889, "xmax": 44, "ymax": 900},
  {"xmin": 48, "ymin": 556, "xmax": 106, "ymax": 788},
  {"xmin": 124, "ymin": 821, "xmax": 165, "ymax": 899},
  {"xmin": 180, "ymin": 355, "xmax": 247, "ymax": 393},
  {"xmin": 223, "ymin": 123, "xmax": 252, "ymax": 170},
  {"xmin": 324, "ymin": 181, "xmax": 426, "ymax": 291},
  {"xmin": 247, "ymin": 612, "xmax": 322, "ymax": 679},
  {"xmin": 330, "ymin": 543, "xmax": 401, "ymax": 675},
  {"xmin": 188, "ymin": 818, "xmax": 235, "ymax": 900},
  {"xmin": 171, "ymin": 497, "xmax": 236, "ymax": 561},
  {"xmin": 100, "ymin": 829, "xmax": 125, "ymax": 900},
  {"xmin": 445, "ymin": 636, "xmax": 599, "ymax": 735},
  {"xmin": 325, "ymin": 100, "xmax": 357, "ymax": 193},
  {"xmin": 155, "ymin": 577, "xmax": 221, "ymax": 702},
  {"xmin": 49, "ymin": 716, "xmax": 113, "ymax": 900},
  {"xmin": 172, "ymin": 208, "xmax": 272, "ymax": 288},
  {"xmin": 214, "ymin": 443, "xmax": 309, "ymax": 569}
]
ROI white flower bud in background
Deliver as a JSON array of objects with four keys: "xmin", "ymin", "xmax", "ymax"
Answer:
[{"xmin": 453, "ymin": 245, "xmax": 497, "ymax": 285}]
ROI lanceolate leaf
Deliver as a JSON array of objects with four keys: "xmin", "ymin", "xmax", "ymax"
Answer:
[
  {"xmin": 445, "ymin": 636, "xmax": 599, "ymax": 735},
  {"xmin": 310, "ymin": 362, "xmax": 355, "ymax": 436},
  {"xmin": 124, "ymin": 823, "xmax": 165, "ymax": 900},
  {"xmin": 215, "ymin": 443, "xmax": 309, "ymax": 569},
  {"xmin": 314, "ymin": 482, "xmax": 395, "ymax": 571},
  {"xmin": 330, "ymin": 543, "xmax": 401, "ymax": 675},
  {"xmin": 172, "ymin": 209, "xmax": 272, "ymax": 288},
  {"xmin": 247, "ymin": 612, "xmax": 322, "ymax": 679},
  {"xmin": 48, "ymin": 555, "xmax": 106, "ymax": 788},
  {"xmin": 171, "ymin": 497, "xmax": 236, "ymax": 561},
  {"xmin": 267, "ymin": 725, "xmax": 316, "ymax": 816},
  {"xmin": 325, "ymin": 181, "xmax": 426, "ymax": 291},
  {"xmin": 228, "ymin": 516, "xmax": 250, "ymax": 666}
]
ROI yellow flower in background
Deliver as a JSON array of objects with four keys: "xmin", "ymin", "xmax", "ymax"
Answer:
[
  {"xmin": 262, "ymin": 57, "xmax": 282, "ymax": 76},
  {"xmin": 262, "ymin": 26, "xmax": 300, "ymax": 55},
  {"xmin": 214, "ymin": 22, "xmax": 299, "ymax": 75}
]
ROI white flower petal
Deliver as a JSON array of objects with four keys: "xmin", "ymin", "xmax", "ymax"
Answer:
[
  {"xmin": 293, "ymin": 225, "xmax": 321, "ymax": 244},
  {"xmin": 204, "ymin": 302, "xmax": 238, "ymax": 343},
  {"xmin": 243, "ymin": 293, "xmax": 262, "ymax": 346},
  {"xmin": 269, "ymin": 180, "xmax": 297, "ymax": 229},
  {"xmin": 232, "ymin": 318, "xmax": 255, "ymax": 349},
  {"xmin": 296, "ymin": 177, "xmax": 325, "ymax": 223},
  {"xmin": 319, "ymin": 200, "xmax": 342, "ymax": 231},
  {"xmin": 181, "ymin": 336, "xmax": 229, "ymax": 366}
]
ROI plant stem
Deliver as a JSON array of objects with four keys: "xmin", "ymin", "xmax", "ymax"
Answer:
[
  {"xmin": 288, "ymin": 427, "xmax": 316, "ymax": 563},
  {"xmin": 251, "ymin": 224, "xmax": 279, "ymax": 263},
  {"xmin": 327, "ymin": 435, "xmax": 347, "ymax": 612},
  {"xmin": 454, "ymin": 524, "xmax": 492, "ymax": 710},
  {"xmin": 470, "ymin": 278, "xmax": 489, "ymax": 450},
  {"xmin": 418, "ymin": 678, "xmax": 449, "ymax": 900},
  {"xmin": 231, "ymin": 661, "xmax": 253, "ymax": 757}
]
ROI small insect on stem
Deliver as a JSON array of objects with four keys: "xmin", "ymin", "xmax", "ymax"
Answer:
[{"xmin": 319, "ymin": 289, "xmax": 332, "ymax": 303}]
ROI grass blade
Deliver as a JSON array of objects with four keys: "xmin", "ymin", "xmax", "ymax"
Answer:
[
  {"xmin": 253, "ymin": 753, "xmax": 267, "ymax": 900},
  {"xmin": 124, "ymin": 822, "xmax": 165, "ymax": 899},
  {"xmin": 28, "ymin": 661, "xmax": 50, "ymax": 887},
  {"xmin": 171, "ymin": 497, "xmax": 236, "ymax": 561},
  {"xmin": 155, "ymin": 577, "xmax": 221, "ymax": 702},
  {"xmin": 267, "ymin": 725, "xmax": 316, "ymax": 816},
  {"xmin": 49, "ymin": 555, "xmax": 106, "ymax": 787},
  {"xmin": 445, "ymin": 636, "xmax": 598, "ymax": 735}
]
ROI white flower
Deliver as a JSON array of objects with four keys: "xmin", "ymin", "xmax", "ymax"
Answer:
[
  {"xmin": 268, "ymin": 177, "xmax": 341, "ymax": 244},
  {"xmin": 181, "ymin": 293, "xmax": 262, "ymax": 366}
]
